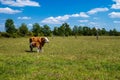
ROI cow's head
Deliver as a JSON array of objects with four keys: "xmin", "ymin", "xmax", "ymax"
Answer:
[
  {"xmin": 44, "ymin": 37, "xmax": 49, "ymax": 43},
  {"xmin": 41, "ymin": 37, "xmax": 49, "ymax": 46}
]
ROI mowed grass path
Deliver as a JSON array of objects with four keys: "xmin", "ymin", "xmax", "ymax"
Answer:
[{"xmin": 0, "ymin": 36, "xmax": 120, "ymax": 80}]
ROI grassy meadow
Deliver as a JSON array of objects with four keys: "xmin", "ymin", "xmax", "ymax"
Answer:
[{"xmin": 0, "ymin": 36, "xmax": 120, "ymax": 80}]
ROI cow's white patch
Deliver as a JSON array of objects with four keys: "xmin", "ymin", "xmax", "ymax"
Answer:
[
  {"xmin": 37, "ymin": 48, "xmax": 41, "ymax": 53},
  {"xmin": 37, "ymin": 49, "xmax": 39, "ymax": 53},
  {"xmin": 37, "ymin": 48, "xmax": 43, "ymax": 53},
  {"xmin": 44, "ymin": 37, "xmax": 49, "ymax": 43}
]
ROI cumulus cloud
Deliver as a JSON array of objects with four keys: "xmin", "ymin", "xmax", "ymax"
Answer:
[
  {"xmin": 18, "ymin": 16, "xmax": 31, "ymax": 20},
  {"xmin": 41, "ymin": 7, "xmax": 110, "ymax": 24},
  {"xmin": 0, "ymin": 7, "xmax": 21, "ymax": 14},
  {"xmin": 28, "ymin": 23, "xmax": 33, "ymax": 26},
  {"xmin": 87, "ymin": 7, "xmax": 109, "ymax": 14},
  {"xmin": 41, "ymin": 12, "xmax": 89, "ymax": 24},
  {"xmin": 79, "ymin": 12, "xmax": 89, "ymax": 18},
  {"xmin": 89, "ymin": 22, "xmax": 97, "ymax": 25},
  {"xmin": 41, "ymin": 17, "xmax": 61, "ymax": 24},
  {"xmin": 109, "ymin": 12, "xmax": 120, "ymax": 18},
  {"xmin": 111, "ymin": 0, "xmax": 120, "ymax": 9},
  {"xmin": 0, "ymin": 0, "xmax": 40, "ymax": 7},
  {"xmin": 41, "ymin": 15, "xmax": 69, "ymax": 24},
  {"xmin": 78, "ymin": 20, "xmax": 89, "ymax": 23},
  {"xmin": 71, "ymin": 12, "xmax": 89, "ymax": 18}
]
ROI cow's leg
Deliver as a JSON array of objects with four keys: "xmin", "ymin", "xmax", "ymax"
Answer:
[
  {"xmin": 37, "ymin": 46, "xmax": 43, "ymax": 53},
  {"xmin": 37, "ymin": 47, "xmax": 40, "ymax": 53},
  {"xmin": 40, "ymin": 46, "xmax": 44, "ymax": 52},
  {"xmin": 40, "ymin": 47, "xmax": 44, "ymax": 52},
  {"xmin": 30, "ymin": 43, "xmax": 33, "ymax": 52},
  {"xmin": 36, "ymin": 45, "xmax": 40, "ymax": 53}
]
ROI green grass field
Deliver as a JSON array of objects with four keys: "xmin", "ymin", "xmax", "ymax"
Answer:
[{"xmin": 0, "ymin": 36, "xmax": 120, "ymax": 80}]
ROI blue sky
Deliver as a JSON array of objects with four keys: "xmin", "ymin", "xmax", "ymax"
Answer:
[{"xmin": 0, "ymin": 0, "xmax": 120, "ymax": 31}]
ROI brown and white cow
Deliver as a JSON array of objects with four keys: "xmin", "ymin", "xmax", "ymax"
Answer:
[{"xmin": 29, "ymin": 37, "xmax": 49, "ymax": 52}]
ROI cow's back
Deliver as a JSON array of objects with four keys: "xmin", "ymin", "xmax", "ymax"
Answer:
[{"xmin": 29, "ymin": 37, "xmax": 41, "ymax": 43}]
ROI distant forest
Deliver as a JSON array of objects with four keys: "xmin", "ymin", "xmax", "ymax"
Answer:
[{"xmin": 0, "ymin": 19, "xmax": 120, "ymax": 38}]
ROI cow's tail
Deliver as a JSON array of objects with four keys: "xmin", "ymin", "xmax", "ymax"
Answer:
[
  {"xmin": 29, "ymin": 38, "xmax": 33, "ymax": 52},
  {"xmin": 29, "ymin": 38, "xmax": 32, "ymax": 43}
]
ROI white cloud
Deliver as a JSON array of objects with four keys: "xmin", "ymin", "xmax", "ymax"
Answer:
[
  {"xmin": 41, "ymin": 12, "xmax": 89, "ymax": 24},
  {"xmin": 113, "ymin": 21, "xmax": 120, "ymax": 23},
  {"xmin": 0, "ymin": 7, "xmax": 21, "ymax": 14},
  {"xmin": 41, "ymin": 15, "xmax": 69, "ymax": 24},
  {"xmin": 89, "ymin": 22, "xmax": 97, "ymax": 25},
  {"xmin": 71, "ymin": 14, "xmax": 80, "ymax": 17},
  {"xmin": 78, "ymin": 20, "xmax": 89, "ymax": 23},
  {"xmin": 56, "ymin": 15, "xmax": 70, "ymax": 21},
  {"xmin": 111, "ymin": 0, "xmax": 120, "ymax": 9},
  {"xmin": 28, "ymin": 23, "xmax": 33, "ymax": 27},
  {"xmin": 87, "ymin": 7, "xmax": 109, "ymax": 14},
  {"xmin": 109, "ymin": 12, "xmax": 120, "ymax": 18},
  {"xmin": 71, "ymin": 12, "xmax": 89, "ymax": 18},
  {"xmin": 0, "ymin": 0, "xmax": 40, "ymax": 7},
  {"xmin": 18, "ymin": 16, "xmax": 31, "ymax": 20},
  {"xmin": 79, "ymin": 12, "xmax": 89, "ymax": 18},
  {"xmin": 89, "ymin": 22, "xmax": 99, "ymax": 26},
  {"xmin": 41, "ymin": 17, "xmax": 59, "ymax": 24}
]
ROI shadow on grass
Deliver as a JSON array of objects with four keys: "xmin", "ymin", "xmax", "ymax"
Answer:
[{"xmin": 25, "ymin": 50, "xmax": 37, "ymax": 53}]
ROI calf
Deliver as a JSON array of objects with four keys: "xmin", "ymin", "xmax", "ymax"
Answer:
[{"xmin": 29, "ymin": 37, "xmax": 49, "ymax": 52}]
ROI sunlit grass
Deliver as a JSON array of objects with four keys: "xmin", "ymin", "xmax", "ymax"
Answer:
[{"xmin": 0, "ymin": 36, "xmax": 120, "ymax": 80}]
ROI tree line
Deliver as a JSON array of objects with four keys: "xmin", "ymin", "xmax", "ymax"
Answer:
[{"xmin": 0, "ymin": 19, "xmax": 120, "ymax": 38}]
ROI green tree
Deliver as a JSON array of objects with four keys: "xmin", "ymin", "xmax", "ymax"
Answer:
[
  {"xmin": 113, "ymin": 28, "xmax": 119, "ymax": 36},
  {"xmin": 5, "ymin": 19, "xmax": 16, "ymax": 34},
  {"xmin": 58, "ymin": 24, "xmax": 65, "ymax": 36},
  {"xmin": 73, "ymin": 25, "xmax": 78, "ymax": 35},
  {"xmin": 78, "ymin": 26, "xmax": 83, "ymax": 36},
  {"xmin": 91, "ymin": 27, "xmax": 97, "ymax": 36},
  {"xmin": 73, "ymin": 25, "xmax": 78, "ymax": 38},
  {"xmin": 64, "ymin": 23, "xmax": 72, "ymax": 36},
  {"xmin": 109, "ymin": 29, "xmax": 113, "ymax": 36},
  {"xmin": 83, "ymin": 26, "xmax": 90, "ymax": 36},
  {"xmin": 53, "ymin": 27, "xmax": 59, "ymax": 36},
  {"xmin": 32, "ymin": 23, "xmax": 42, "ymax": 36},
  {"xmin": 98, "ymin": 28, "xmax": 102, "ymax": 36},
  {"xmin": 101, "ymin": 28, "xmax": 107, "ymax": 35},
  {"xmin": 42, "ymin": 25, "xmax": 51, "ymax": 36},
  {"xmin": 19, "ymin": 23, "xmax": 28, "ymax": 36},
  {"xmin": 109, "ymin": 28, "xmax": 119, "ymax": 36}
]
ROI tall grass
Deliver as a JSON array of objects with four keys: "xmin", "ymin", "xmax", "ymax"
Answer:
[{"xmin": 0, "ymin": 36, "xmax": 120, "ymax": 80}]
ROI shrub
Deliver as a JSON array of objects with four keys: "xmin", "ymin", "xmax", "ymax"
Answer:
[{"xmin": 1, "ymin": 32, "xmax": 11, "ymax": 38}]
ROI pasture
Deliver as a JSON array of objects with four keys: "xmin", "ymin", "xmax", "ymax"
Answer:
[{"xmin": 0, "ymin": 36, "xmax": 120, "ymax": 80}]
